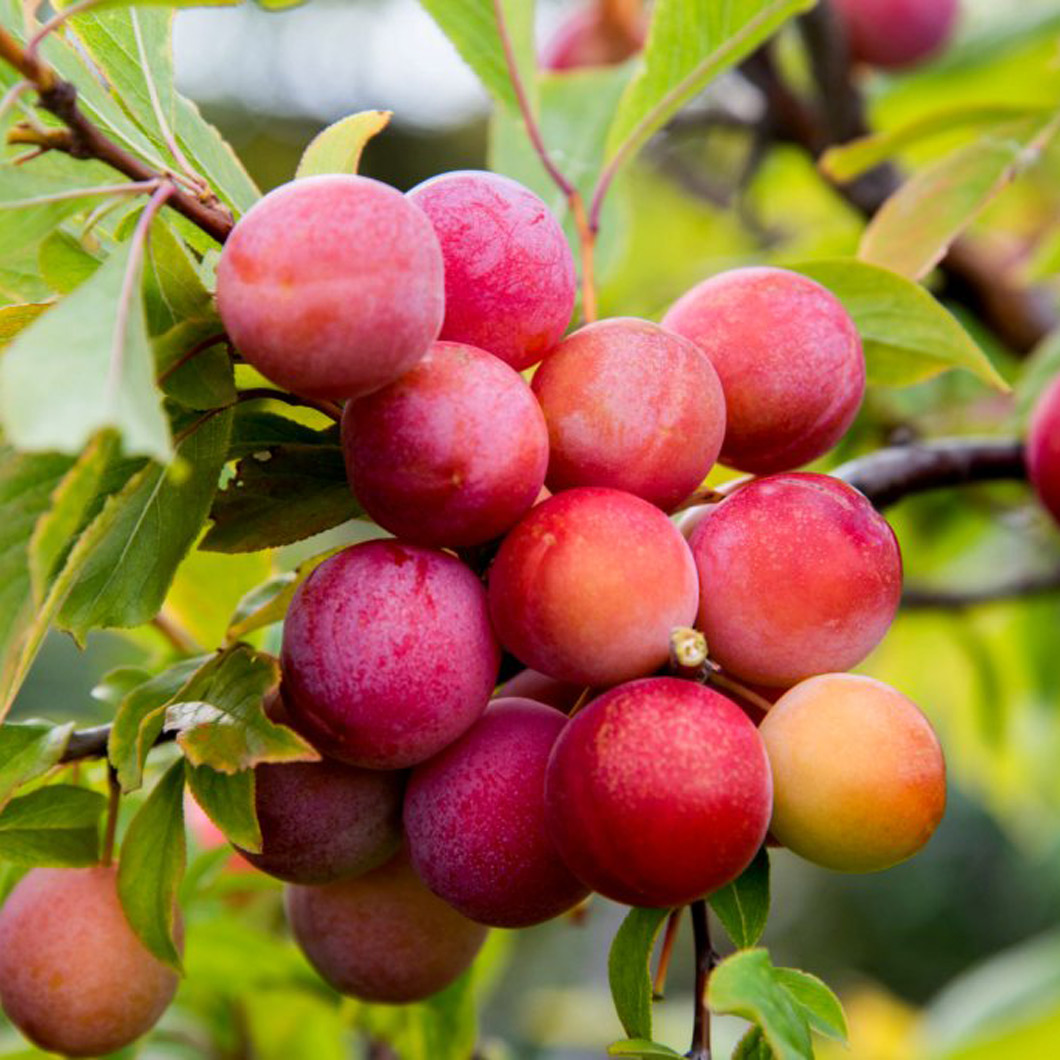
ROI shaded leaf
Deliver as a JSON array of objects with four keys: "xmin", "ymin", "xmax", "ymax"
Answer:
[
  {"xmin": 108, "ymin": 656, "xmax": 210, "ymax": 792},
  {"xmin": 793, "ymin": 260, "xmax": 1008, "ymax": 390},
  {"xmin": 154, "ymin": 318, "xmax": 236, "ymax": 410},
  {"xmin": 0, "ymin": 785, "xmax": 105, "ymax": 867},
  {"xmin": 859, "ymin": 114, "xmax": 1060, "ymax": 280},
  {"xmin": 0, "ymin": 234, "xmax": 171, "ymax": 461},
  {"xmin": 0, "ymin": 723, "xmax": 75, "ymax": 808},
  {"xmin": 608, "ymin": 1040, "xmax": 682, "ymax": 1058},
  {"xmin": 185, "ymin": 762, "xmax": 261, "ymax": 853},
  {"xmin": 732, "ymin": 1027, "xmax": 773, "ymax": 1059},
  {"xmin": 295, "ymin": 110, "xmax": 392, "ymax": 179},
  {"xmin": 228, "ymin": 408, "xmax": 335, "ymax": 458},
  {"xmin": 710, "ymin": 847, "xmax": 770, "ymax": 949},
  {"xmin": 608, "ymin": 906, "xmax": 673, "ymax": 1040},
  {"xmin": 118, "ymin": 758, "xmax": 186, "ymax": 970},
  {"xmin": 202, "ymin": 444, "xmax": 360, "ymax": 553},
  {"xmin": 57, "ymin": 409, "xmax": 233, "ymax": 640},
  {"xmin": 38, "ymin": 230, "xmax": 103, "ymax": 294}
]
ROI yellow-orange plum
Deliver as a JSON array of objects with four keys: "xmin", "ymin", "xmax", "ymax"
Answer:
[
  {"xmin": 0, "ymin": 866, "xmax": 179, "ymax": 1057},
  {"xmin": 759, "ymin": 674, "xmax": 946, "ymax": 872}
]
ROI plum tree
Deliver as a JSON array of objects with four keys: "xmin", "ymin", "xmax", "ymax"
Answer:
[
  {"xmin": 1028, "ymin": 373, "xmax": 1060, "ymax": 525},
  {"xmin": 285, "ymin": 851, "xmax": 488, "ymax": 1002},
  {"xmin": 216, "ymin": 174, "xmax": 444, "ymax": 400},
  {"xmin": 406, "ymin": 171, "xmax": 576, "ymax": 370},
  {"xmin": 488, "ymin": 487, "xmax": 699, "ymax": 686},
  {"xmin": 405, "ymin": 698, "xmax": 588, "ymax": 927},
  {"xmin": 282, "ymin": 540, "xmax": 500, "ymax": 768},
  {"xmin": 540, "ymin": 2, "xmax": 645, "ymax": 69},
  {"xmin": 662, "ymin": 267, "xmax": 865, "ymax": 473},
  {"xmin": 0, "ymin": 866, "xmax": 179, "ymax": 1057},
  {"xmin": 544, "ymin": 678, "xmax": 772, "ymax": 907},
  {"xmin": 531, "ymin": 317, "xmax": 727, "ymax": 511},
  {"xmin": 342, "ymin": 340, "xmax": 549, "ymax": 547},
  {"xmin": 691, "ymin": 473, "xmax": 902, "ymax": 686},
  {"xmin": 833, "ymin": 0, "xmax": 960, "ymax": 69},
  {"xmin": 759, "ymin": 674, "xmax": 947, "ymax": 871},
  {"xmin": 237, "ymin": 757, "xmax": 405, "ymax": 884}
]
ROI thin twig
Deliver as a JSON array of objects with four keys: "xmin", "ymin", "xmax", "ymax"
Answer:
[
  {"xmin": 24, "ymin": 0, "xmax": 101, "ymax": 65},
  {"xmin": 151, "ymin": 612, "xmax": 202, "ymax": 655},
  {"xmin": 235, "ymin": 387, "xmax": 343, "ymax": 424},
  {"xmin": 705, "ymin": 669, "xmax": 774, "ymax": 717},
  {"xmin": 105, "ymin": 182, "xmax": 173, "ymax": 412},
  {"xmin": 157, "ymin": 332, "xmax": 229, "ymax": 385},
  {"xmin": 60, "ymin": 725, "xmax": 175, "ymax": 765},
  {"xmin": 653, "ymin": 908, "xmax": 682, "ymax": 1000},
  {"xmin": 0, "ymin": 77, "xmax": 30, "ymax": 125},
  {"xmin": 0, "ymin": 179, "xmax": 160, "ymax": 210},
  {"xmin": 688, "ymin": 899, "xmax": 715, "ymax": 1060},
  {"xmin": 100, "ymin": 766, "xmax": 120, "ymax": 867},
  {"xmin": 491, "ymin": 0, "xmax": 598, "ymax": 321}
]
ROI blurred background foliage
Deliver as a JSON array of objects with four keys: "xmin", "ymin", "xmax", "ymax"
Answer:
[{"xmin": 9, "ymin": 0, "xmax": 1060, "ymax": 1057}]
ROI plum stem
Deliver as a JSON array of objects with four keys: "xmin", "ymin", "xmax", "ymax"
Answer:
[
  {"xmin": 101, "ymin": 767, "xmax": 120, "ymax": 867},
  {"xmin": 235, "ymin": 387, "xmax": 343, "ymax": 424},
  {"xmin": 688, "ymin": 899, "xmax": 715, "ymax": 1060},
  {"xmin": 653, "ymin": 907, "xmax": 682, "ymax": 999},
  {"xmin": 490, "ymin": 0, "xmax": 598, "ymax": 322}
]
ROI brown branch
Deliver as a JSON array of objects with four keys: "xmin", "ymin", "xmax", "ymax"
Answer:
[
  {"xmin": 903, "ymin": 568, "xmax": 1060, "ymax": 610},
  {"xmin": 0, "ymin": 25, "xmax": 233, "ymax": 243},
  {"xmin": 59, "ymin": 724, "xmax": 175, "ymax": 765},
  {"xmin": 235, "ymin": 387, "xmax": 343, "ymax": 424},
  {"xmin": 688, "ymin": 899, "xmax": 715, "ymax": 1060},
  {"xmin": 833, "ymin": 437, "xmax": 1026, "ymax": 510},
  {"xmin": 718, "ymin": 5, "xmax": 1056, "ymax": 355}
]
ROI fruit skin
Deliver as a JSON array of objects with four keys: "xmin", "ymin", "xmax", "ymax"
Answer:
[
  {"xmin": 541, "ymin": 4, "xmax": 645, "ymax": 69},
  {"xmin": 405, "ymin": 698, "xmax": 589, "ymax": 928},
  {"xmin": 1028, "ymin": 374, "xmax": 1060, "ymax": 525},
  {"xmin": 759, "ymin": 674, "xmax": 946, "ymax": 872},
  {"xmin": 343, "ymin": 340, "xmax": 549, "ymax": 547},
  {"xmin": 488, "ymin": 487, "xmax": 699, "ymax": 686},
  {"xmin": 544, "ymin": 678, "xmax": 773, "ymax": 907},
  {"xmin": 495, "ymin": 668, "xmax": 585, "ymax": 713},
  {"xmin": 531, "ymin": 317, "xmax": 726, "ymax": 511},
  {"xmin": 662, "ymin": 267, "xmax": 865, "ymax": 474},
  {"xmin": 216, "ymin": 174, "xmax": 444, "ymax": 401},
  {"xmin": 285, "ymin": 851, "xmax": 487, "ymax": 1003},
  {"xmin": 691, "ymin": 473, "xmax": 902, "ymax": 687},
  {"xmin": 407, "ymin": 171, "xmax": 576, "ymax": 371},
  {"xmin": 282, "ymin": 540, "xmax": 500, "ymax": 769},
  {"xmin": 237, "ymin": 757, "xmax": 405, "ymax": 884},
  {"xmin": 0, "ymin": 865, "xmax": 179, "ymax": 1057},
  {"xmin": 833, "ymin": 0, "xmax": 959, "ymax": 69}
]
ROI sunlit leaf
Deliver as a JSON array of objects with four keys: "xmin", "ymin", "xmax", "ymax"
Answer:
[{"xmin": 295, "ymin": 110, "xmax": 392, "ymax": 179}]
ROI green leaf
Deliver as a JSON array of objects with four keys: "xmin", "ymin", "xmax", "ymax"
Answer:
[
  {"xmin": 56, "ymin": 408, "xmax": 233, "ymax": 640},
  {"xmin": 202, "ymin": 443, "xmax": 360, "ymax": 553},
  {"xmin": 0, "ymin": 723, "xmax": 75, "ymax": 808},
  {"xmin": 609, "ymin": 1040, "xmax": 682, "ymax": 1058},
  {"xmin": 140, "ymin": 216, "xmax": 214, "ymax": 334},
  {"xmin": 0, "ymin": 233, "xmax": 171, "ymax": 462},
  {"xmin": 732, "ymin": 1027, "xmax": 773, "ymax": 1059},
  {"xmin": 0, "ymin": 785, "xmax": 105, "ymax": 867},
  {"xmin": 419, "ymin": 0, "xmax": 536, "ymax": 113},
  {"xmin": 820, "ymin": 103, "xmax": 1048, "ymax": 183},
  {"xmin": 38, "ymin": 230, "xmax": 104, "ymax": 295},
  {"xmin": 0, "ymin": 435, "xmax": 113, "ymax": 715},
  {"xmin": 1015, "ymin": 327, "xmax": 1060, "ymax": 421},
  {"xmin": 859, "ymin": 113, "xmax": 1060, "ymax": 281},
  {"xmin": 773, "ymin": 969, "xmax": 848, "ymax": 1043},
  {"xmin": 603, "ymin": 0, "xmax": 814, "ymax": 173},
  {"xmin": 608, "ymin": 907, "xmax": 673, "ymax": 1040},
  {"xmin": 167, "ymin": 645, "xmax": 318, "ymax": 773},
  {"xmin": 792, "ymin": 260, "xmax": 1009, "ymax": 390},
  {"xmin": 109, "ymin": 657, "xmax": 210, "ymax": 792},
  {"xmin": 710, "ymin": 847, "xmax": 770, "ymax": 949},
  {"xmin": 185, "ymin": 762, "xmax": 261, "ymax": 853},
  {"xmin": 154, "ymin": 318, "xmax": 236, "ymax": 410},
  {"xmin": 118, "ymin": 757, "xmax": 186, "ymax": 970},
  {"xmin": 708, "ymin": 950, "xmax": 813, "ymax": 1060},
  {"xmin": 228, "ymin": 408, "xmax": 334, "ymax": 458},
  {"xmin": 295, "ymin": 110, "xmax": 392, "ymax": 179},
  {"xmin": 0, "ymin": 303, "xmax": 51, "ymax": 346}
]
